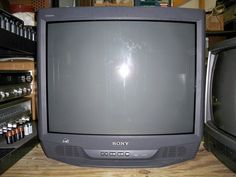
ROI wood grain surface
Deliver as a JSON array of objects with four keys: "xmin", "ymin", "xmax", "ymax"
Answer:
[{"xmin": 1, "ymin": 143, "xmax": 235, "ymax": 177}]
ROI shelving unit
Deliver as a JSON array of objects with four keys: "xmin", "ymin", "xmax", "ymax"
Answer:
[{"xmin": 0, "ymin": 20, "xmax": 38, "ymax": 174}]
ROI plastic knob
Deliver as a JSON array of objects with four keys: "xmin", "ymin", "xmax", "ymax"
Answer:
[
  {"xmin": 18, "ymin": 88, "xmax": 23, "ymax": 94},
  {"xmin": 5, "ymin": 92, "xmax": 10, "ymax": 97},
  {"xmin": 0, "ymin": 92, "xmax": 5, "ymax": 99},
  {"xmin": 13, "ymin": 89, "xmax": 18, "ymax": 95},
  {"xmin": 23, "ymin": 87, "xmax": 27, "ymax": 93},
  {"xmin": 26, "ymin": 75, "xmax": 33, "ymax": 83},
  {"xmin": 27, "ymin": 88, "xmax": 32, "ymax": 93}
]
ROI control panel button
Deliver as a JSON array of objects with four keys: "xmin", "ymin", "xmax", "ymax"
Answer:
[
  {"xmin": 125, "ymin": 152, "xmax": 130, "ymax": 157},
  {"xmin": 109, "ymin": 152, "xmax": 116, "ymax": 156},
  {"xmin": 100, "ymin": 152, "xmax": 105, "ymax": 156},
  {"xmin": 117, "ymin": 152, "xmax": 124, "ymax": 156}
]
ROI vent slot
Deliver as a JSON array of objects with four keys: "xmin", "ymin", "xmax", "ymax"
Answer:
[
  {"xmin": 177, "ymin": 146, "xmax": 186, "ymax": 157},
  {"xmin": 209, "ymin": 135, "xmax": 236, "ymax": 163},
  {"xmin": 158, "ymin": 146, "xmax": 187, "ymax": 158},
  {"xmin": 55, "ymin": 145, "xmax": 80, "ymax": 157},
  {"xmin": 168, "ymin": 146, "xmax": 177, "ymax": 157}
]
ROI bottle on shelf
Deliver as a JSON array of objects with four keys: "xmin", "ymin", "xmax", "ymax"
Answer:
[
  {"xmin": 18, "ymin": 119, "xmax": 24, "ymax": 139},
  {"xmin": 13, "ymin": 123, "xmax": 20, "ymax": 141}
]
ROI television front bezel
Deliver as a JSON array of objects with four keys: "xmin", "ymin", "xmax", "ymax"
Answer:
[{"xmin": 38, "ymin": 7, "xmax": 205, "ymax": 167}]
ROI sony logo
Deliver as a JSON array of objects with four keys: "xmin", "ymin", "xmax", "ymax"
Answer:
[
  {"xmin": 45, "ymin": 14, "xmax": 55, "ymax": 17},
  {"xmin": 112, "ymin": 141, "xmax": 129, "ymax": 146}
]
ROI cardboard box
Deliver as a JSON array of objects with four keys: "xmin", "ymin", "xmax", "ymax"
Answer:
[
  {"xmin": 206, "ymin": 13, "xmax": 224, "ymax": 31},
  {"xmin": 94, "ymin": 0, "xmax": 133, "ymax": 6}
]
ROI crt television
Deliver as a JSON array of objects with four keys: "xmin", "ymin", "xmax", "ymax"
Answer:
[
  {"xmin": 204, "ymin": 37, "xmax": 236, "ymax": 172},
  {"xmin": 37, "ymin": 7, "xmax": 205, "ymax": 167}
]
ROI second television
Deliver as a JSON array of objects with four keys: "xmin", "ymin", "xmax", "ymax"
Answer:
[
  {"xmin": 37, "ymin": 7, "xmax": 205, "ymax": 167},
  {"xmin": 204, "ymin": 37, "xmax": 236, "ymax": 172}
]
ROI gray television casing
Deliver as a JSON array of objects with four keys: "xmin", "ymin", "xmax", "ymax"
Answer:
[{"xmin": 37, "ymin": 7, "xmax": 205, "ymax": 167}]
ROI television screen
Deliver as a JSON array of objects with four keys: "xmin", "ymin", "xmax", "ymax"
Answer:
[
  {"xmin": 204, "ymin": 37, "xmax": 236, "ymax": 172},
  {"xmin": 47, "ymin": 21, "xmax": 196, "ymax": 135},
  {"xmin": 38, "ymin": 7, "xmax": 205, "ymax": 167},
  {"xmin": 212, "ymin": 48, "xmax": 236, "ymax": 136}
]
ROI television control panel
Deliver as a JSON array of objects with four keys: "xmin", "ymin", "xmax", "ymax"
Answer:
[{"xmin": 84, "ymin": 149, "xmax": 158, "ymax": 159}]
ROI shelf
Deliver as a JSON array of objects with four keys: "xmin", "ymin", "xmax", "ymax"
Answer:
[
  {"xmin": 0, "ymin": 28, "xmax": 36, "ymax": 58},
  {"xmin": 206, "ymin": 30, "xmax": 236, "ymax": 37},
  {"xmin": 0, "ymin": 122, "xmax": 38, "ymax": 174},
  {"xmin": 0, "ymin": 122, "xmax": 37, "ymax": 148}
]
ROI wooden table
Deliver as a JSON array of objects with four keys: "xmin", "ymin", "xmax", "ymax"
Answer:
[{"xmin": 1, "ymin": 143, "xmax": 235, "ymax": 177}]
